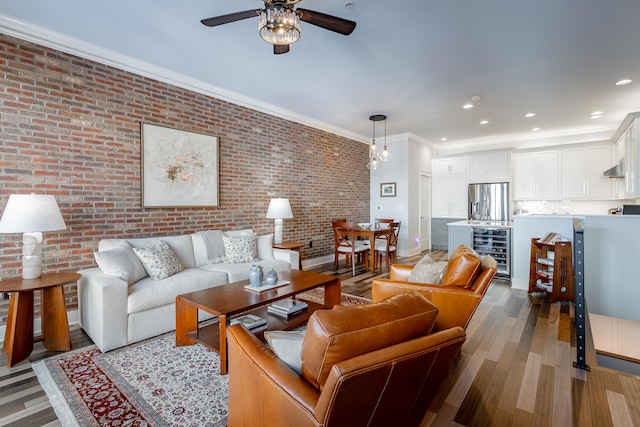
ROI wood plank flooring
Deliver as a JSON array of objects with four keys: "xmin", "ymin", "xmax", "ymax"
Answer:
[{"xmin": 0, "ymin": 250, "xmax": 638, "ymax": 426}]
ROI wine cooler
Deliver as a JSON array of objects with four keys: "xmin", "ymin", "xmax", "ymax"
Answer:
[{"xmin": 471, "ymin": 227, "xmax": 511, "ymax": 278}]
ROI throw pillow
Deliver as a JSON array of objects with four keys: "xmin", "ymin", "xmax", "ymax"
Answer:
[
  {"xmin": 94, "ymin": 242, "xmax": 148, "ymax": 285},
  {"xmin": 257, "ymin": 234, "xmax": 275, "ymax": 260},
  {"xmin": 132, "ymin": 240, "xmax": 184, "ymax": 280},
  {"xmin": 264, "ymin": 330, "xmax": 305, "ymax": 375},
  {"xmin": 408, "ymin": 254, "xmax": 447, "ymax": 284},
  {"xmin": 222, "ymin": 232, "xmax": 259, "ymax": 263}
]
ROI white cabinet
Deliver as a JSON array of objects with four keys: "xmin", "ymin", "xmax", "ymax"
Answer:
[
  {"xmin": 514, "ymin": 151, "xmax": 558, "ymax": 200},
  {"xmin": 469, "ymin": 151, "xmax": 511, "ymax": 183},
  {"xmin": 561, "ymin": 144, "xmax": 613, "ymax": 199},
  {"xmin": 433, "ymin": 157, "xmax": 467, "ymax": 218},
  {"xmin": 624, "ymin": 120, "xmax": 638, "ymax": 197},
  {"xmin": 448, "ymin": 224, "xmax": 471, "ymax": 258},
  {"xmin": 433, "ymin": 174, "xmax": 467, "ymax": 217},
  {"xmin": 434, "ymin": 157, "xmax": 467, "ymax": 175}
]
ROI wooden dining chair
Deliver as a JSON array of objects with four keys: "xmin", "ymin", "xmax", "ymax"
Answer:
[
  {"xmin": 332, "ymin": 221, "xmax": 369, "ymax": 276},
  {"xmin": 374, "ymin": 221, "xmax": 401, "ymax": 272}
]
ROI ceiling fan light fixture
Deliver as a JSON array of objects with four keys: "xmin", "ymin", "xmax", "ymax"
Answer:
[{"xmin": 259, "ymin": 6, "xmax": 301, "ymax": 45}]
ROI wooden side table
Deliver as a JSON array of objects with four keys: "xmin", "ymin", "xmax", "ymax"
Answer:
[
  {"xmin": 0, "ymin": 272, "xmax": 80, "ymax": 367},
  {"xmin": 272, "ymin": 241, "xmax": 305, "ymax": 270}
]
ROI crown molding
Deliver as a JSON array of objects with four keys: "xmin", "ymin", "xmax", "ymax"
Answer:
[{"xmin": 0, "ymin": 14, "xmax": 369, "ymax": 144}]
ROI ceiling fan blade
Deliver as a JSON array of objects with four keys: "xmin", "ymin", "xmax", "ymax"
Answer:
[
  {"xmin": 274, "ymin": 44, "xmax": 290, "ymax": 55},
  {"xmin": 296, "ymin": 8, "xmax": 356, "ymax": 35},
  {"xmin": 201, "ymin": 9, "xmax": 261, "ymax": 27}
]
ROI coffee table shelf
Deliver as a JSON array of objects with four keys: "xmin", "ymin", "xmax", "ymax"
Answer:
[{"xmin": 176, "ymin": 269, "xmax": 341, "ymax": 374}]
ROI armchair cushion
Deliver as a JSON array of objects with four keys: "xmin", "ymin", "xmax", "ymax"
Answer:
[
  {"xmin": 441, "ymin": 245, "xmax": 482, "ymax": 288},
  {"xmin": 301, "ymin": 291, "xmax": 439, "ymax": 390}
]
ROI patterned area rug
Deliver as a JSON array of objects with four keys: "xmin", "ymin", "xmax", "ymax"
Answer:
[{"xmin": 33, "ymin": 292, "xmax": 370, "ymax": 426}]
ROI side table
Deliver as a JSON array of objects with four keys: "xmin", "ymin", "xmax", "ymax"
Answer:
[
  {"xmin": 0, "ymin": 272, "xmax": 80, "ymax": 367},
  {"xmin": 273, "ymin": 241, "xmax": 305, "ymax": 270}
]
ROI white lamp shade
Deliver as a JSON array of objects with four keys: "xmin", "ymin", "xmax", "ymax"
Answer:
[
  {"xmin": 0, "ymin": 194, "xmax": 67, "ymax": 233},
  {"xmin": 265, "ymin": 198, "xmax": 293, "ymax": 219}
]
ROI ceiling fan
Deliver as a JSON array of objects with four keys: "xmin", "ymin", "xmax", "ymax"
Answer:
[{"xmin": 201, "ymin": 0, "xmax": 356, "ymax": 55}]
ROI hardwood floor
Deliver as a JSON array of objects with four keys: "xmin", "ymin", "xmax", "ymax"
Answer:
[{"xmin": 0, "ymin": 250, "xmax": 639, "ymax": 426}]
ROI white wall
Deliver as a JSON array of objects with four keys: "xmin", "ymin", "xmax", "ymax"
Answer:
[{"xmin": 369, "ymin": 133, "xmax": 435, "ymax": 257}]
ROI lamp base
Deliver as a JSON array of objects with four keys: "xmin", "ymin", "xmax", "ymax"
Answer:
[
  {"xmin": 22, "ymin": 232, "xmax": 43, "ymax": 279},
  {"xmin": 273, "ymin": 218, "xmax": 284, "ymax": 245}
]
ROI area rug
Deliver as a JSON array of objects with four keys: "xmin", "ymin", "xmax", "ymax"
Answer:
[{"xmin": 33, "ymin": 291, "xmax": 370, "ymax": 427}]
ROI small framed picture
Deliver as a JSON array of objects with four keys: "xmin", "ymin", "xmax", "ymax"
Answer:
[{"xmin": 380, "ymin": 182, "xmax": 397, "ymax": 197}]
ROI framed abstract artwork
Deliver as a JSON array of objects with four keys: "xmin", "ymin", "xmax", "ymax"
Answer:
[
  {"xmin": 380, "ymin": 182, "xmax": 397, "ymax": 197},
  {"xmin": 141, "ymin": 123, "xmax": 219, "ymax": 207}
]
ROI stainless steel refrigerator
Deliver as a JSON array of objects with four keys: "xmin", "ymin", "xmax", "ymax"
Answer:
[{"xmin": 468, "ymin": 182, "xmax": 510, "ymax": 222}]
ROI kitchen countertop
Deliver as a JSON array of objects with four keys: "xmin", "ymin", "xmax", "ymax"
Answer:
[{"xmin": 448, "ymin": 220, "xmax": 513, "ymax": 227}]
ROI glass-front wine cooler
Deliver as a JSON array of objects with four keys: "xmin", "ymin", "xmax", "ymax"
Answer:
[{"xmin": 471, "ymin": 227, "xmax": 511, "ymax": 278}]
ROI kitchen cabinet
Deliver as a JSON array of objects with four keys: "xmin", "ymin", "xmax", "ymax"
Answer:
[
  {"xmin": 431, "ymin": 218, "xmax": 458, "ymax": 250},
  {"xmin": 433, "ymin": 157, "xmax": 467, "ymax": 175},
  {"xmin": 433, "ymin": 174, "xmax": 467, "ymax": 217},
  {"xmin": 623, "ymin": 118, "xmax": 639, "ymax": 197},
  {"xmin": 432, "ymin": 157, "xmax": 467, "ymax": 218},
  {"xmin": 468, "ymin": 150, "xmax": 511, "ymax": 183},
  {"xmin": 448, "ymin": 223, "xmax": 471, "ymax": 257},
  {"xmin": 561, "ymin": 144, "xmax": 613, "ymax": 199},
  {"xmin": 514, "ymin": 150, "xmax": 558, "ymax": 200}
]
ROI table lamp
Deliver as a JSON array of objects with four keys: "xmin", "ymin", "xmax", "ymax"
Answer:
[
  {"xmin": 265, "ymin": 198, "xmax": 293, "ymax": 245},
  {"xmin": 0, "ymin": 194, "xmax": 67, "ymax": 279}
]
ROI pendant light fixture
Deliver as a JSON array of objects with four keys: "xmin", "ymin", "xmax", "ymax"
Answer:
[{"xmin": 366, "ymin": 114, "xmax": 389, "ymax": 170}]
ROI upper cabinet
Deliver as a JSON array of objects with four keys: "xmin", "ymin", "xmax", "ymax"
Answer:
[
  {"xmin": 468, "ymin": 150, "xmax": 511, "ymax": 183},
  {"xmin": 561, "ymin": 143, "xmax": 613, "ymax": 199},
  {"xmin": 433, "ymin": 157, "xmax": 467, "ymax": 175},
  {"xmin": 514, "ymin": 150, "xmax": 559, "ymax": 200},
  {"xmin": 610, "ymin": 112, "xmax": 640, "ymax": 199}
]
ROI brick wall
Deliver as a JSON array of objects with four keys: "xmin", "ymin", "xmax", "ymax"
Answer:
[{"xmin": 0, "ymin": 34, "xmax": 370, "ymax": 324}]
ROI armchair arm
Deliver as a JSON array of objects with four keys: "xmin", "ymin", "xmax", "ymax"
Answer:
[
  {"xmin": 372, "ymin": 279, "xmax": 482, "ymax": 332},
  {"xmin": 389, "ymin": 264, "xmax": 413, "ymax": 281},
  {"xmin": 227, "ymin": 324, "xmax": 321, "ymax": 427}
]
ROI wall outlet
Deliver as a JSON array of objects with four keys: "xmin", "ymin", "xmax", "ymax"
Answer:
[
  {"xmin": 3, "ymin": 292, "xmax": 9, "ymax": 300},
  {"xmin": 309, "ymin": 240, "xmax": 313, "ymax": 248}
]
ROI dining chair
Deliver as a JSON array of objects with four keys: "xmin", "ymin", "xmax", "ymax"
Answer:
[
  {"xmin": 374, "ymin": 218, "xmax": 394, "ymax": 224},
  {"xmin": 332, "ymin": 220, "xmax": 369, "ymax": 276},
  {"xmin": 374, "ymin": 221, "xmax": 401, "ymax": 272}
]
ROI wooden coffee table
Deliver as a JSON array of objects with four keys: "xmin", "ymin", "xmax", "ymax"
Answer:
[{"xmin": 175, "ymin": 269, "xmax": 341, "ymax": 374}]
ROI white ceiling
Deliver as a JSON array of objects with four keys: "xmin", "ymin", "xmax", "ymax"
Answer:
[{"xmin": 2, "ymin": 0, "xmax": 640, "ymax": 150}]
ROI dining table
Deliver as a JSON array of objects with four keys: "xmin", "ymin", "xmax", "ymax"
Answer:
[{"xmin": 341, "ymin": 222, "xmax": 391, "ymax": 273}]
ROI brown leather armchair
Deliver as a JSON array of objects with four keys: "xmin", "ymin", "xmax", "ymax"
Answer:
[
  {"xmin": 226, "ymin": 292, "xmax": 466, "ymax": 427},
  {"xmin": 372, "ymin": 245, "xmax": 497, "ymax": 332}
]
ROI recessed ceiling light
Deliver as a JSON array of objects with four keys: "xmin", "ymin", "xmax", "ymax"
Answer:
[
  {"xmin": 441, "ymin": 137, "xmax": 448, "ymax": 141},
  {"xmin": 616, "ymin": 79, "xmax": 632, "ymax": 86},
  {"xmin": 463, "ymin": 103, "xmax": 474, "ymax": 109},
  {"xmin": 480, "ymin": 120, "xmax": 489, "ymax": 125},
  {"xmin": 471, "ymin": 95, "xmax": 482, "ymax": 101},
  {"xmin": 525, "ymin": 113, "xmax": 536, "ymax": 118},
  {"xmin": 591, "ymin": 111, "xmax": 603, "ymax": 119},
  {"xmin": 532, "ymin": 127, "xmax": 541, "ymax": 132}
]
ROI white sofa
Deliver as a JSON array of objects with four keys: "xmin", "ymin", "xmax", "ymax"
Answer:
[{"xmin": 78, "ymin": 229, "xmax": 298, "ymax": 352}]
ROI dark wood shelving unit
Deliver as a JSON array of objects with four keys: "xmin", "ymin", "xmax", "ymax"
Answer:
[{"xmin": 528, "ymin": 238, "xmax": 574, "ymax": 303}]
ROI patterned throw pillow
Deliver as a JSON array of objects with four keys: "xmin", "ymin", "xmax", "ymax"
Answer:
[
  {"xmin": 408, "ymin": 254, "xmax": 447, "ymax": 284},
  {"xmin": 132, "ymin": 240, "xmax": 184, "ymax": 280},
  {"xmin": 222, "ymin": 232, "xmax": 260, "ymax": 263}
]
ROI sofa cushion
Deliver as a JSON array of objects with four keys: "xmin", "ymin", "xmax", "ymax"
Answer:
[
  {"xmin": 193, "ymin": 230, "xmax": 226, "ymax": 266},
  {"xmin": 222, "ymin": 232, "xmax": 259, "ymax": 263},
  {"xmin": 301, "ymin": 291, "xmax": 439, "ymax": 390},
  {"xmin": 257, "ymin": 234, "xmax": 275, "ymax": 260},
  {"xmin": 127, "ymin": 268, "xmax": 228, "ymax": 314},
  {"xmin": 100, "ymin": 235, "xmax": 196, "ymax": 269},
  {"xmin": 132, "ymin": 241, "xmax": 184, "ymax": 280},
  {"xmin": 441, "ymin": 245, "xmax": 482, "ymax": 288},
  {"xmin": 94, "ymin": 241, "xmax": 148, "ymax": 285},
  {"xmin": 408, "ymin": 254, "xmax": 447, "ymax": 284}
]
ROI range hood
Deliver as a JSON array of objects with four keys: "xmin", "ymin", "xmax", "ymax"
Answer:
[{"xmin": 603, "ymin": 159, "xmax": 625, "ymax": 178}]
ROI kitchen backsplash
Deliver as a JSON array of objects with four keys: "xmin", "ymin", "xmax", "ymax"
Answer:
[{"xmin": 514, "ymin": 199, "xmax": 639, "ymax": 215}]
